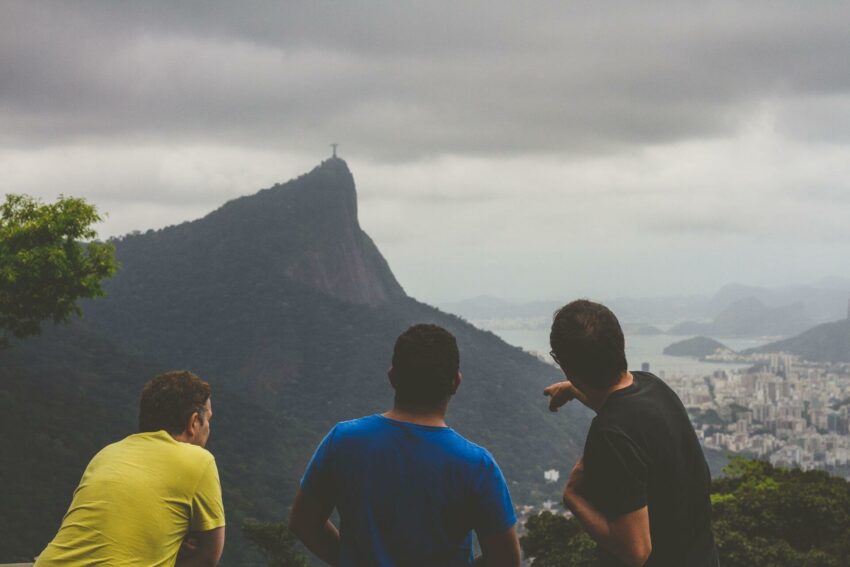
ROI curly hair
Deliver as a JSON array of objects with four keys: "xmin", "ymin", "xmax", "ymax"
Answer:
[
  {"xmin": 138, "ymin": 370, "xmax": 211, "ymax": 434},
  {"xmin": 391, "ymin": 324, "xmax": 460, "ymax": 406},
  {"xmin": 550, "ymin": 299, "xmax": 628, "ymax": 390}
]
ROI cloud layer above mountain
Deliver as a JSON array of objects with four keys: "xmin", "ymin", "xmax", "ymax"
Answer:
[{"xmin": 3, "ymin": 1, "xmax": 850, "ymax": 301}]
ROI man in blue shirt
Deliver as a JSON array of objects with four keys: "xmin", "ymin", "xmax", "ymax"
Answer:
[{"xmin": 289, "ymin": 324, "xmax": 520, "ymax": 567}]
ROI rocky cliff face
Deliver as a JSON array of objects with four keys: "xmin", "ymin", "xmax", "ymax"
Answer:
[
  {"xmin": 104, "ymin": 157, "xmax": 404, "ymax": 310},
  {"xmin": 265, "ymin": 158, "xmax": 406, "ymax": 305}
]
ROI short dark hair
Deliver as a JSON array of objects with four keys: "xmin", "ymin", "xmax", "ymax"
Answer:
[
  {"xmin": 139, "ymin": 371, "xmax": 211, "ymax": 434},
  {"xmin": 391, "ymin": 324, "xmax": 460, "ymax": 406},
  {"xmin": 550, "ymin": 299, "xmax": 627, "ymax": 389}
]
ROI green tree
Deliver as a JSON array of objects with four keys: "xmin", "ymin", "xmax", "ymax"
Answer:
[
  {"xmin": 521, "ymin": 511, "xmax": 599, "ymax": 566},
  {"xmin": 0, "ymin": 194, "xmax": 117, "ymax": 347},
  {"xmin": 521, "ymin": 458, "xmax": 850, "ymax": 567},
  {"xmin": 242, "ymin": 520, "xmax": 309, "ymax": 567},
  {"xmin": 712, "ymin": 457, "xmax": 850, "ymax": 567}
]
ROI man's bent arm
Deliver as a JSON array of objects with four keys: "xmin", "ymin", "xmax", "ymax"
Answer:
[
  {"xmin": 478, "ymin": 525, "xmax": 521, "ymax": 567},
  {"xmin": 289, "ymin": 488, "xmax": 340, "ymax": 566},
  {"xmin": 175, "ymin": 527, "xmax": 225, "ymax": 567},
  {"xmin": 563, "ymin": 489, "xmax": 651, "ymax": 567}
]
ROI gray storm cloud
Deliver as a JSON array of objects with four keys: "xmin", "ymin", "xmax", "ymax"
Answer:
[
  {"xmin": 2, "ymin": 1, "xmax": 850, "ymax": 301},
  {"xmin": 3, "ymin": 1, "xmax": 850, "ymax": 158}
]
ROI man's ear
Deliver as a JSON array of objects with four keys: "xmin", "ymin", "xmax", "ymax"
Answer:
[
  {"xmin": 184, "ymin": 410, "xmax": 200, "ymax": 439},
  {"xmin": 388, "ymin": 367, "xmax": 396, "ymax": 389},
  {"xmin": 450, "ymin": 371, "xmax": 462, "ymax": 395}
]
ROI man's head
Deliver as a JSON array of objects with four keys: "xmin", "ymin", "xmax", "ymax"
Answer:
[
  {"xmin": 550, "ymin": 300, "xmax": 628, "ymax": 392},
  {"xmin": 139, "ymin": 370, "xmax": 212, "ymax": 447},
  {"xmin": 389, "ymin": 324, "xmax": 461, "ymax": 408}
]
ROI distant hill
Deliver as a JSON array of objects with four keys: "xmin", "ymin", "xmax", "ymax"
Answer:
[
  {"xmin": 444, "ymin": 281, "xmax": 850, "ymax": 334},
  {"xmin": 441, "ymin": 295, "xmax": 714, "ymax": 327},
  {"xmin": 668, "ymin": 297, "xmax": 811, "ymax": 338},
  {"xmin": 441, "ymin": 296, "xmax": 560, "ymax": 321},
  {"xmin": 708, "ymin": 280, "xmax": 850, "ymax": 324},
  {"xmin": 746, "ymin": 318, "xmax": 850, "ymax": 363},
  {"xmin": 627, "ymin": 324, "xmax": 664, "ymax": 336},
  {"xmin": 0, "ymin": 159, "xmax": 589, "ymax": 564},
  {"xmin": 663, "ymin": 336, "xmax": 733, "ymax": 358}
]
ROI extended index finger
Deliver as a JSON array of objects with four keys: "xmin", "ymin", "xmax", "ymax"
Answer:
[{"xmin": 543, "ymin": 382, "xmax": 564, "ymax": 397}]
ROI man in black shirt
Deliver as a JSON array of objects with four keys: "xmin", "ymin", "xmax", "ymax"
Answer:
[{"xmin": 544, "ymin": 300, "xmax": 718, "ymax": 567}]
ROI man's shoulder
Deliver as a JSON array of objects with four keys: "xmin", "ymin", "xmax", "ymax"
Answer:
[
  {"xmin": 592, "ymin": 373, "xmax": 662, "ymax": 434},
  {"xmin": 594, "ymin": 371, "xmax": 695, "ymax": 446},
  {"xmin": 331, "ymin": 415, "xmax": 495, "ymax": 462},
  {"xmin": 447, "ymin": 430, "xmax": 494, "ymax": 460},
  {"xmin": 330, "ymin": 414, "xmax": 384, "ymax": 436},
  {"xmin": 632, "ymin": 370, "xmax": 663, "ymax": 387},
  {"xmin": 634, "ymin": 371, "xmax": 678, "ymax": 395},
  {"xmin": 107, "ymin": 431, "xmax": 216, "ymax": 468},
  {"xmin": 437, "ymin": 429, "xmax": 503, "ymax": 475},
  {"xmin": 631, "ymin": 371, "xmax": 690, "ymax": 415},
  {"xmin": 178, "ymin": 440, "xmax": 216, "ymax": 463},
  {"xmin": 604, "ymin": 372, "xmax": 676, "ymax": 411}
]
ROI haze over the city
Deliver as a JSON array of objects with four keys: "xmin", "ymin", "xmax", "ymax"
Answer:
[{"xmin": 3, "ymin": 1, "xmax": 850, "ymax": 303}]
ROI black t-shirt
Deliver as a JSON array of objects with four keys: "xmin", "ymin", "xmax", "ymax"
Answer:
[{"xmin": 581, "ymin": 372, "xmax": 718, "ymax": 567}]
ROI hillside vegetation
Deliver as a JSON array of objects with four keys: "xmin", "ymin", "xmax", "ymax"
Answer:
[{"xmin": 521, "ymin": 457, "xmax": 850, "ymax": 566}]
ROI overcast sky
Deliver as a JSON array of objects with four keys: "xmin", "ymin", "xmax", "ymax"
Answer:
[{"xmin": 3, "ymin": 1, "xmax": 850, "ymax": 303}]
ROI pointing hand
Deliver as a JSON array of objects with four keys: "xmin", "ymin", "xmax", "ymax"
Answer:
[{"xmin": 543, "ymin": 381, "xmax": 582, "ymax": 412}]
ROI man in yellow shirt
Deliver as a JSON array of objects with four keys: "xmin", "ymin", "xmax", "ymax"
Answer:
[{"xmin": 35, "ymin": 371, "xmax": 226, "ymax": 566}]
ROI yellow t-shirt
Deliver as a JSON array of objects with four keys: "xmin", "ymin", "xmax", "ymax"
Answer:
[{"xmin": 35, "ymin": 430, "xmax": 225, "ymax": 566}]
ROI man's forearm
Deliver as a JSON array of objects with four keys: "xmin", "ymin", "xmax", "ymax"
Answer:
[
  {"xmin": 294, "ymin": 519, "xmax": 341, "ymax": 566},
  {"xmin": 563, "ymin": 489, "xmax": 612, "ymax": 548},
  {"xmin": 564, "ymin": 490, "xmax": 646, "ymax": 567},
  {"xmin": 175, "ymin": 527, "xmax": 225, "ymax": 567}
]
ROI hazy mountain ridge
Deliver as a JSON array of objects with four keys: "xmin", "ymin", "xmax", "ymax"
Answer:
[
  {"xmin": 444, "ymin": 279, "xmax": 850, "ymax": 334},
  {"xmin": 709, "ymin": 280, "xmax": 850, "ymax": 323},
  {"xmin": 747, "ymin": 318, "xmax": 850, "ymax": 363},
  {"xmin": 442, "ymin": 296, "xmax": 561, "ymax": 320},
  {"xmin": 667, "ymin": 297, "xmax": 811, "ymax": 338}
]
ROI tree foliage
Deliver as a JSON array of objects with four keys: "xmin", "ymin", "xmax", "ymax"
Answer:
[
  {"xmin": 242, "ymin": 520, "xmax": 309, "ymax": 567},
  {"xmin": 521, "ymin": 511, "xmax": 597, "ymax": 567},
  {"xmin": 0, "ymin": 194, "xmax": 117, "ymax": 347},
  {"xmin": 521, "ymin": 457, "xmax": 850, "ymax": 567},
  {"xmin": 711, "ymin": 456, "xmax": 850, "ymax": 567}
]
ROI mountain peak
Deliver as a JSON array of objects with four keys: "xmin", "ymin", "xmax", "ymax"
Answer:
[
  {"xmin": 108, "ymin": 160, "xmax": 406, "ymax": 307},
  {"xmin": 303, "ymin": 156, "xmax": 353, "ymax": 181},
  {"xmin": 222, "ymin": 159, "xmax": 406, "ymax": 305},
  {"xmin": 318, "ymin": 155, "xmax": 348, "ymax": 168}
]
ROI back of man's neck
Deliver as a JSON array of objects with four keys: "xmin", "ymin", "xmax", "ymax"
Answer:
[
  {"xmin": 383, "ymin": 406, "xmax": 448, "ymax": 427},
  {"xmin": 597, "ymin": 371, "xmax": 635, "ymax": 411}
]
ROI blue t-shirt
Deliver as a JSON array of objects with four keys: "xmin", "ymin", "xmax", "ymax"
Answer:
[{"xmin": 301, "ymin": 414, "xmax": 517, "ymax": 567}]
